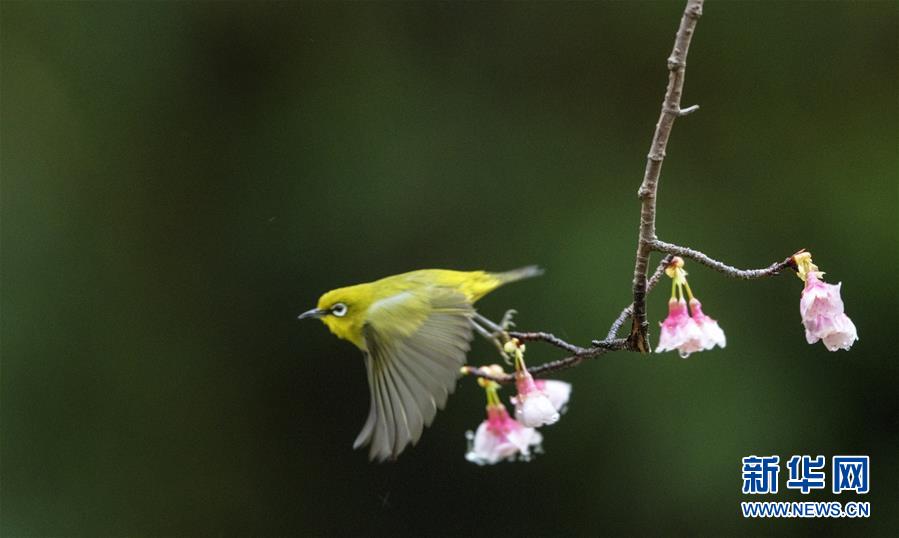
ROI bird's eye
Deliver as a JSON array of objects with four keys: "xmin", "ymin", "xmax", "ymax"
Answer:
[{"xmin": 331, "ymin": 303, "xmax": 348, "ymax": 317}]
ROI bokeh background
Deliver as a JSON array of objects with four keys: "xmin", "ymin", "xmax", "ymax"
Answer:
[{"xmin": 2, "ymin": 1, "xmax": 897, "ymax": 536}]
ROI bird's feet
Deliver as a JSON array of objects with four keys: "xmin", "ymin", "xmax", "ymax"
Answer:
[
  {"xmin": 499, "ymin": 309, "xmax": 518, "ymax": 332},
  {"xmin": 471, "ymin": 312, "xmax": 517, "ymax": 363}
]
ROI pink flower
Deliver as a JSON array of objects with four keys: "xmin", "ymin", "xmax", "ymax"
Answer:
[
  {"xmin": 656, "ymin": 298, "xmax": 704, "ymax": 358},
  {"xmin": 534, "ymin": 379, "xmax": 572, "ymax": 413},
  {"xmin": 689, "ymin": 298, "xmax": 726, "ymax": 351},
  {"xmin": 512, "ymin": 371, "xmax": 560, "ymax": 427},
  {"xmin": 465, "ymin": 405, "xmax": 542, "ymax": 465},
  {"xmin": 800, "ymin": 271, "xmax": 858, "ymax": 351}
]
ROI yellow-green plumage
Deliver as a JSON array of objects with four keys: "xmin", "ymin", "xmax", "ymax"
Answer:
[{"xmin": 302, "ymin": 266, "xmax": 541, "ymax": 461}]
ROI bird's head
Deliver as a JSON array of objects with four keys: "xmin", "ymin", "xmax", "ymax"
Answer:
[{"xmin": 298, "ymin": 284, "xmax": 371, "ymax": 348}]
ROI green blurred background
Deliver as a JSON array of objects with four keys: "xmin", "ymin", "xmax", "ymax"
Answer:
[{"xmin": 2, "ymin": 1, "xmax": 897, "ymax": 536}]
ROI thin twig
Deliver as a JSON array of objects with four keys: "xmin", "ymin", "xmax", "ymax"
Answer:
[
  {"xmin": 463, "ymin": 338, "xmax": 628, "ymax": 384},
  {"xmin": 649, "ymin": 240, "xmax": 794, "ymax": 279},
  {"xmin": 508, "ymin": 331, "xmax": 587, "ymax": 355},
  {"xmin": 629, "ymin": 0, "xmax": 704, "ymax": 353},
  {"xmin": 516, "ymin": 354, "xmax": 588, "ymax": 379}
]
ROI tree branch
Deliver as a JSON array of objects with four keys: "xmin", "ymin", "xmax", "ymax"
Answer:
[
  {"xmin": 462, "ymin": 338, "xmax": 628, "ymax": 384},
  {"xmin": 628, "ymin": 0, "xmax": 704, "ymax": 353},
  {"xmin": 649, "ymin": 240, "xmax": 794, "ymax": 279},
  {"xmin": 508, "ymin": 331, "xmax": 588, "ymax": 355}
]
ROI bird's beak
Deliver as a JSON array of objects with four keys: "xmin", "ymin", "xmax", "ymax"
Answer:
[{"xmin": 297, "ymin": 308, "xmax": 327, "ymax": 320}]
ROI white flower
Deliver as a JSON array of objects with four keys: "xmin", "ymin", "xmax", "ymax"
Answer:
[
  {"xmin": 512, "ymin": 373, "xmax": 560, "ymax": 428},
  {"xmin": 656, "ymin": 298, "xmax": 704, "ymax": 358},
  {"xmin": 465, "ymin": 405, "xmax": 542, "ymax": 465},
  {"xmin": 514, "ymin": 392, "xmax": 559, "ymax": 428},
  {"xmin": 800, "ymin": 272, "xmax": 858, "ymax": 351},
  {"xmin": 535, "ymin": 379, "xmax": 572, "ymax": 413},
  {"xmin": 689, "ymin": 299, "xmax": 726, "ymax": 351}
]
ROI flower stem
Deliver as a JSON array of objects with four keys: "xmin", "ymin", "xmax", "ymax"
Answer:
[
  {"xmin": 683, "ymin": 278, "xmax": 695, "ymax": 302},
  {"xmin": 485, "ymin": 384, "xmax": 501, "ymax": 407}
]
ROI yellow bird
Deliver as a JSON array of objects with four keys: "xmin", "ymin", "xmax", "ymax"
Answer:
[{"xmin": 298, "ymin": 266, "xmax": 542, "ymax": 461}]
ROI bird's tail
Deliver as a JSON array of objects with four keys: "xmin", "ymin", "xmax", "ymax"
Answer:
[{"xmin": 493, "ymin": 265, "xmax": 544, "ymax": 284}]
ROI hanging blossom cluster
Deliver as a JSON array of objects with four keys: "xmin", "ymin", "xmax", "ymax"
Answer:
[
  {"xmin": 793, "ymin": 252, "xmax": 858, "ymax": 351},
  {"xmin": 465, "ymin": 340, "xmax": 571, "ymax": 465},
  {"xmin": 654, "ymin": 253, "xmax": 858, "ymax": 358},
  {"xmin": 656, "ymin": 256, "xmax": 726, "ymax": 358}
]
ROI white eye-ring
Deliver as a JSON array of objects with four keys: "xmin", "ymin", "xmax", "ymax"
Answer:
[{"xmin": 331, "ymin": 303, "xmax": 348, "ymax": 317}]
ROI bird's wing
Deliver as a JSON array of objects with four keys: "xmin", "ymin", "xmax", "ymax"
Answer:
[{"xmin": 356, "ymin": 287, "xmax": 474, "ymax": 461}]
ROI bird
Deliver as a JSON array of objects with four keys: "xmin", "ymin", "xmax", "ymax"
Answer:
[{"xmin": 298, "ymin": 266, "xmax": 542, "ymax": 461}]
